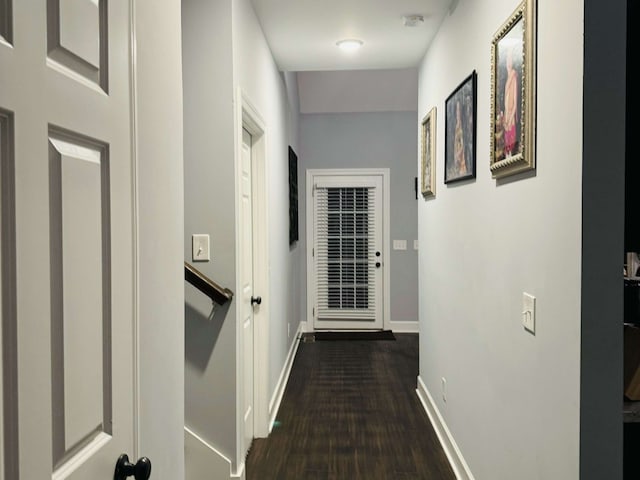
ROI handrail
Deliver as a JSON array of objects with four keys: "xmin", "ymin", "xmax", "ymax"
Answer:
[{"xmin": 184, "ymin": 262, "xmax": 234, "ymax": 305}]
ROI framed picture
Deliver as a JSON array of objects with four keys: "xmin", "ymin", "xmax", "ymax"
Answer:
[
  {"xmin": 421, "ymin": 107, "xmax": 436, "ymax": 197},
  {"xmin": 288, "ymin": 146, "xmax": 299, "ymax": 245},
  {"xmin": 490, "ymin": 0, "xmax": 537, "ymax": 178},
  {"xmin": 445, "ymin": 71, "xmax": 477, "ymax": 184}
]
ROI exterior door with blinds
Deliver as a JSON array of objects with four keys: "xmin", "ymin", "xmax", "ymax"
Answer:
[{"xmin": 311, "ymin": 174, "xmax": 383, "ymax": 330}]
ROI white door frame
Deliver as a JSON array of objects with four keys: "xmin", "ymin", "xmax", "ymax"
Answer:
[
  {"xmin": 234, "ymin": 88, "xmax": 270, "ymax": 470},
  {"xmin": 306, "ymin": 168, "xmax": 391, "ymax": 330}
]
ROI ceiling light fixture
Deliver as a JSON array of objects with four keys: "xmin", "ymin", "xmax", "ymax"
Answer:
[
  {"xmin": 403, "ymin": 14, "xmax": 425, "ymax": 27},
  {"xmin": 336, "ymin": 39, "xmax": 363, "ymax": 52}
]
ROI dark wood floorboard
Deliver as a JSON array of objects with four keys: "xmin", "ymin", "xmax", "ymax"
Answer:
[{"xmin": 246, "ymin": 333, "xmax": 455, "ymax": 480}]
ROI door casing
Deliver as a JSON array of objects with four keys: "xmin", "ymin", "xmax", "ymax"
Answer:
[{"xmin": 234, "ymin": 88, "xmax": 269, "ymax": 474}]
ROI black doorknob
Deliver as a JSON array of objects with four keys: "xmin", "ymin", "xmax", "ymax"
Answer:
[
  {"xmin": 251, "ymin": 296, "xmax": 262, "ymax": 306},
  {"xmin": 114, "ymin": 454, "xmax": 152, "ymax": 480},
  {"xmin": 375, "ymin": 251, "xmax": 381, "ymax": 257},
  {"xmin": 375, "ymin": 262, "xmax": 381, "ymax": 268}
]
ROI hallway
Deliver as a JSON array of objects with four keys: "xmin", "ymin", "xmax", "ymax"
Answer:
[{"xmin": 246, "ymin": 334, "xmax": 454, "ymax": 479}]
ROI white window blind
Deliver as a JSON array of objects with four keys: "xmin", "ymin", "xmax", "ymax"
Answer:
[{"xmin": 315, "ymin": 186, "xmax": 377, "ymax": 320}]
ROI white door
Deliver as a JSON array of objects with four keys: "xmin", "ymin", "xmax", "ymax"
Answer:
[
  {"xmin": 0, "ymin": 2, "xmax": 137, "ymax": 478},
  {"xmin": 311, "ymin": 174, "xmax": 384, "ymax": 330},
  {"xmin": 240, "ymin": 128, "xmax": 255, "ymax": 456}
]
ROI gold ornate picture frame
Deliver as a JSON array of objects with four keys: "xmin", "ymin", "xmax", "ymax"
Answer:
[
  {"xmin": 421, "ymin": 107, "xmax": 436, "ymax": 197},
  {"xmin": 490, "ymin": 0, "xmax": 537, "ymax": 178}
]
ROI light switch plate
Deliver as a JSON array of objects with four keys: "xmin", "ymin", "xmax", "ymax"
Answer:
[
  {"xmin": 414, "ymin": 240, "xmax": 419, "ymax": 250},
  {"xmin": 393, "ymin": 240, "xmax": 407, "ymax": 251},
  {"xmin": 522, "ymin": 292, "xmax": 536, "ymax": 334},
  {"xmin": 192, "ymin": 234, "xmax": 210, "ymax": 262}
]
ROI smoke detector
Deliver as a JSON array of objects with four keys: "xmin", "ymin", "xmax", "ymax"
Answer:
[{"xmin": 403, "ymin": 14, "xmax": 425, "ymax": 27}]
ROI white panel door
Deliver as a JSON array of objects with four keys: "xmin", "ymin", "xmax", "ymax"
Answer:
[
  {"xmin": 240, "ymin": 128, "xmax": 255, "ymax": 456},
  {"xmin": 0, "ymin": 2, "xmax": 137, "ymax": 479},
  {"xmin": 312, "ymin": 174, "xmax": 384, "ymax": 330}
]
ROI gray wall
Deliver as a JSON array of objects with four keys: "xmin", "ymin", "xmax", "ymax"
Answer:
[
  {"xmin": 182, "ymin": 0, "xmax": 238, "ymax": 462},
  {"xmin": 417, "ymin": 0, "xmax": 584, "ymax": 478},
  {"xmin": 232, "ymin": 0, "xmax": 303, "ymax": 418},
  {"xmin": 136, "ymin": 0, "xmax": 185, "ymax": 477},
  {"xmin": 183, "ymin": 0, "xmax": 302, "ymax": 472},
  {"xmin": 300, "ymin": 111, "xmax": 419, "ymax": 328},
  {"xmin": 581, "ymin": 0, "xmax": 625, "ymax": 476}
]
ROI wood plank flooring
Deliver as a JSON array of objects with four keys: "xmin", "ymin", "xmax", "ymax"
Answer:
[{"xmin": 246, "ymin": 333, "xmax": 455, "ymax": 480}]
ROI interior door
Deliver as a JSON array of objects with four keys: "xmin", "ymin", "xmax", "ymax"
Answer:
[
  {"xmin": 240, "ymin": 128, "xmax": 255, "ymax": 456},
  {"xmin": 312, "ymin": 174, "xmax": 384, "ymax": 330},
  {"xmin": 0, "ymin": 2, "xmax": 137, "ymax": 478}
]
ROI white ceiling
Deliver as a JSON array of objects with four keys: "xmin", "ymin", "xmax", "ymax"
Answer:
[{"xmin": 250, "ymin": 0, "xmax": 453, "ymax": 72}]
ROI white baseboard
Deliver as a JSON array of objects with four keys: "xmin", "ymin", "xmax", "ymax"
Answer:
[
  {"xmin": 416, "ymin": 376, "xmax": 474, "ymax": 480},
  {"xmin": 387, "ymin": 321, "xmax": 419, "ymax": 333},
  {"xmin": 300, "ymin": 320, "xmax": 312, "ymax": 333},
  {"xmin": 268, "ymin": 321, "xmax": 303, "ymax": 432},
  {"xmin": 184, "ymin": 427, "xmax": 245, "ymax": 480}
]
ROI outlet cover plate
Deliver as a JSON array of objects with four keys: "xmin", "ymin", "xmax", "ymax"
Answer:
[
  {"xmin": 522, "ymin": 292, "xmax": 536, "ymax": 334},
  {"xmin": 192, "ymin": 234, "xmax": 210, "ymax": 262}
]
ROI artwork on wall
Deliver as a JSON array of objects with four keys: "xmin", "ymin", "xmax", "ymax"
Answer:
[
  {"xmin": 288, "ymin": 146, "xmax": 299, "ymax": 245},
  {"xmin": 421, "ymin": 107, "xmax": 437, "ymax": 197},
  {"xmin": 445, "ymin": 71, "xmax": 477, "ymax": 184},
  {"xmin": 490, "ymin": 0, "xmax": 537, "ymax": 178}
]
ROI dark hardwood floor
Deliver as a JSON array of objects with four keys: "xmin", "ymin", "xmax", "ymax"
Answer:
[{"xmin": 246, "ymin": 333, "xmax": 455, "ymax": 480}]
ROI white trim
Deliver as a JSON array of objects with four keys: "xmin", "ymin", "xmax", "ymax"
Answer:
[
  {"xmin": 416, "ymin": 376, "xmax": 475, "ymax": 480},
  {"xmin": 305, "ymin": 168, "xmax": 391, "ymax": 331},
  {"xmin": 129, "ymin": 0, "xmax": 141, "ymax": 460},
  {"xmin": 300, "ymin": 321, "xmax": 312, "ymax": 333},
  {"xmin": 233, "ymin": 88, "xmax": 270, "ymax": 471},
  {"xmin": 381, "ymin": 170, "xmax": 391, "ymax": 330},
  {"xmin": 388, "ymin": 321, "xmax": 419, "ymax": 333},
  {"xmin": 52, "ymin": 432, "xmax": 111, "ymax": 480},
  {"xmin": 268, "ymin": 322, "xmax": 303, "ymax": 432},
  {"xmin": 184, "ymin": 428, "xmax": 246, "ymax": 479}
]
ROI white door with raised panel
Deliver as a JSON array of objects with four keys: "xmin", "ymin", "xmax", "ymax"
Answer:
[
  {"xmin": 0, "ymin": 2, "xmax": 138, "ymax": 479},
  {"xmin": 240, "ymin": 128, "xmax": 255, "ymax": 456},
  {"xmin": 310, "ymin": 173, "xmax": 385, "ymax": 330}
]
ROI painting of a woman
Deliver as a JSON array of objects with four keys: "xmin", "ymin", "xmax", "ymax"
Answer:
[
  {"xmin": 453, "ymin": 100, "xmax": 467, "ymax": 176},
  {"xmin": 445, "ymin": 71, "xmax": 476, "ymax": 183},
  {"xmin": 503, "ymin": 47, "xmax": 518, "ymax": 157},
  {"xmin": 490, "ymin": 0, "xmax": 537, "ymax": 178},
  {"xmin": 494, "ymin": 21, "xmax": 523, "ymax": 163}
]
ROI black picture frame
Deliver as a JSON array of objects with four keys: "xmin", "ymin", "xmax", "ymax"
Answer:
[
  {"xmin": 444, "ymin": 71, "xmax": 477, "ymax": 184},
  {"xmin": 288, "ymin": 146, "xmax": 299, "ymax": 245}
]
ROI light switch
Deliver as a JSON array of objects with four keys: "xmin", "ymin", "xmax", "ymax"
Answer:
[
  {"xmin": 192, "ymin": 234, "xmax": 210, "ymax": 262},
  {"xmin": 522, "ymin": 292, "xmax": 536, "ymax": 334},
  {"xmin": 393, "ymin": 240, "xmax": 407, "ymax": 251},
  {"xmin": 414, "ymin": 240, "xmax": 419, "ymax": 251}
]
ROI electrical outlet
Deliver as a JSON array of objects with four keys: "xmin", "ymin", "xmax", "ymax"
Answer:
[
  {"xmin": 442, "ymin": 377, "xmax": 447, "ymax": 402},
  {"xmin": 393, "ymin": 239, "xmax": 407, "ymax": 251}
]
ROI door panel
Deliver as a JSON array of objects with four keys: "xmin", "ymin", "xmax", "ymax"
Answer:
[
  {"xmin": 312, "ymin": 175, "xmax": 383, "ymax": 330},
  {"xmin": 240, "ymin": 128, "xmax": 254, "ymax": 456},
  {"xmin": 0, "ymin": 2, "xmax": 135, "ymax": 478},
  {"xmin": 0, "ymin": 108, "xmax": 17, "ymax": 480},
  {"xmin": 49, "ymin": 131, "xmax": 111, "ymax": 468},
  {"xmin": 47, "ymin": 0, "xmax": 108, "ymax": 90},
  {"xmin": 0, "ymin": 1, "xmax": 12, "ymax": 46}
]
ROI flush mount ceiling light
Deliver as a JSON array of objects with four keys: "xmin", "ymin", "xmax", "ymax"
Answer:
[
  {"xmin": 403, "ymin": 14, "xmax": 425, "ymax": 27},
  {"xmin": 336, "ymin": 39, "xmax": 363, "ymax": 52}
]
